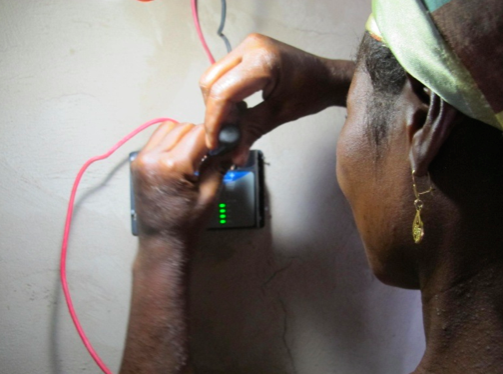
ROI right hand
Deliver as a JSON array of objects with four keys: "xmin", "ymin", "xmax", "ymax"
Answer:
[
  {"xmin": 131, "ymin": 121, "xmax": 231, "ymax": 248},
  {"xmin": 199, "ymin": 33, "xmax": 354, "ymax": 165}
]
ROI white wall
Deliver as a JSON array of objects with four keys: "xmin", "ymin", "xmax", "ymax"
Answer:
[{"xmin": 0, "ymin": 0, "xmax": 425, "ymax": 373}]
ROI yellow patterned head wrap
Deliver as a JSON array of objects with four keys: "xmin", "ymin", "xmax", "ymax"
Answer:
[{"xmin": 366, "ymin": 0, "xmax": 503, "ymax": 130}]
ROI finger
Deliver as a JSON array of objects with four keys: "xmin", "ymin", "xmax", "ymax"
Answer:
[
  {"xmin": 200, "ymin": 35, "xmax": 275, "ymax": 150},
  {"xmin": 203, "ymin": 67, "xmax": 271, "ymax": 149},
  {"xmin": 200, "ymin": 53, "xmax": 243, "ymax": 104},
  {"xmin": 154, "ymin": 122, "xmax": 195, "ymax": 153},
  {"xmin": 199, "ymin": 34, "xmax": 263, "ymax": 103},
  {"xmin": 220, "ymin": 101, "xmax": 249, "ymax": 129},
  {"xmin": 229, "ymin": 103, "xmax": 275, "ymax": 165},
  {"xmin": 200, "ymin": 54, "xmax": 242, "ymax": 150},
  {"xmin": 167, "ymin": 125, "xmax": 209, "ymax": 175},
  {"xmin": 143, "ymin": 121, "xmax": 178, "ymax": 151},
  {"xmin": 232, "ymin": 146, "xmax": 251, "ymax": 167},
  {"xmin": 197, "ymin": 156, "xmax": 232, "ymax": 207}
]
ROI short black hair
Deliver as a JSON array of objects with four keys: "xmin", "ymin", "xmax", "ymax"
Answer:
[{"xmin": 356, "ymin": 33, "xmax": 407, "ymax": 147}]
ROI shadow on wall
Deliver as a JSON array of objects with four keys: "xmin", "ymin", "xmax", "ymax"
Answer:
[{"xmin": 189, "ymin": 146, "xmax": 423, "ymax": 374}]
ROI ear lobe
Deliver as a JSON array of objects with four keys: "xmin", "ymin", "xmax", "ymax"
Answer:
[{"xmin": 408, "ymin": 91, "xmax": 460, "ymax": 176}]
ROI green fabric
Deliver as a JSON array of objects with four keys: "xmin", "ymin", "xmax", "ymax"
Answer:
[
  {"xmin": 367, "ymin": 0, "xmax": 503, "ymax": 130},
  {"xmin": 422, "ymin": 0, "xmax": 452, "ymax": 12}
]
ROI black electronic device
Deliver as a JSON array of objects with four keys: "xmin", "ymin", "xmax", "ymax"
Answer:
[{"xmin": 129, "ymin": 150, "xmax": 265, "ymax": 235}]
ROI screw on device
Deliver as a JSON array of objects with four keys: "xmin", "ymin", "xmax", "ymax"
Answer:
[{"xmin": 208, "ymin": 124, "xmax": 241, "ymax": 156}]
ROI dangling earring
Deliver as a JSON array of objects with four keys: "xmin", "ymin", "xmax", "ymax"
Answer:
[{"xmin": 411, "ymin": 170, "xmax": 434, "ymax": 244}]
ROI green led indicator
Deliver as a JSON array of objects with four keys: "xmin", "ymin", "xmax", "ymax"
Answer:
[
  {"xmin": 219, "ymin": 203, "xmax": 226, "ymax": 208},
  {"xmin": 219, "ymin": 209, "xmax": 226, "ymax": 213},
  {"xmin": 220, "ymin": 220, "xmax": 227, "ymax": 224},
  {"xmin": 220, "ymin": 214, "xmax": 227, "ymax": 219}
]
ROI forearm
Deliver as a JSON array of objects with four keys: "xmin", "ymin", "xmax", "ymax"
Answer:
[
  {"xmin": 250, "ymin": 56, "xmax": 354, "ymax": 131},
  {"xmin": 265, "ymin": 56, "xmax": 355, "ymax": 127},
  {"xmin": 120, "ymin": 237, "xmax": 191, "ymax": 374},
  {"xmin": 321, "ymin": 58, "xmax": 355, "ymax": 108}
]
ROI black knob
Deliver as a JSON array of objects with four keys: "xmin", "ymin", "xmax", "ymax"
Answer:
[{"xmin": 208, "ymin": 125, "xmax": 241, "ymax": 156}]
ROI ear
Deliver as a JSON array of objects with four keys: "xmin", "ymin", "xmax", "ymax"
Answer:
[{"xmin": 406, "ymin": 75, "xmax": 461, "ymax": 176}]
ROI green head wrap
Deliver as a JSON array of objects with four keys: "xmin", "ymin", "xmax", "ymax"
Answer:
[{"xmin": 366, "ymin": 0, "xmax": 503, "ymax": 130}]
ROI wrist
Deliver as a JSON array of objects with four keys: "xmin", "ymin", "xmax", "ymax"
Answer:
[
  {"xmin": 134, "ymin": 235, "xmax": 190, "ymax": 274},
  {"xmin": 321, "ymin": 58, "xmax": 355, "ymax": 107},
  {"xmin": 123, "ymin": 235, "xmax": 191, "ymax": 374}
]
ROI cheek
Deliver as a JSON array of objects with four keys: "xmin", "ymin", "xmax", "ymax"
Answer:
[
  {"xmin": 336, "ymin": 118, "xmax": 372, "ymax": 204},
  {"xmin": 336, "ymin": 119, "xmax": 419, "ymax": 288},
  {"xmin": 336, "ymin": 118, "xmax": 378, "ymax": 249},
  {"xmin": 337, "ymin": 119, "xmax": 388, "ymax": 250}
]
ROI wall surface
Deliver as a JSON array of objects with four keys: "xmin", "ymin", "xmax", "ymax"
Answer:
[{"xmin": 0, "ymin": 0, "xmax": 425, "ymax": 373}]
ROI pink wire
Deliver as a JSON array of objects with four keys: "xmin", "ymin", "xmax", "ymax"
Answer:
[
  {"xmin": 62, "ymin": 1, "xmax": 218, "ymax": 373},
  {"xmin": 61, "ymin": 118, "xmax": 177, "ymax": 373},
  {"xmin": 191, "ymin": 0, "xmax": 216, "ymax": 64}
]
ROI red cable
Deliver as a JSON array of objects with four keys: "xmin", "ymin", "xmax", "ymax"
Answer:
[
  {"xmin": 61, "ymin": 1, "xmax": 217, "ymax": 373},
  {"xmin": 191, "ymin": 0, "xmax": 216, "ymax": 64},
  {"xmin": 61, "ymin": 118, "xmax": 177, "ymax": 374}
]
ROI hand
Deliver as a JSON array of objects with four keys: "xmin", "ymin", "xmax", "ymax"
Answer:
[
  {"xmin": 131, "ymin": 121, "xmax": 230, "ymax": 246},
  {"xmin": 199, "ymin": 33, "xmax": 354, "ymax": 164},
  {"xmin": 123, "ymin": 122, "xmax": 217, "ymax": 374}
]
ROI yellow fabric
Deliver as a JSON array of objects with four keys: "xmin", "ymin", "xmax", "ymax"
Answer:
[
  {"xmin": 365, "ymin": 14, "xmax": 382, "ymax": 42},
  {"xmin": 497, "ymin": 112, "xmax": 503, "ymax": 127},
  {"xmin": 366, "ymin": 1, "xmax": 501, "ymax": 130}
]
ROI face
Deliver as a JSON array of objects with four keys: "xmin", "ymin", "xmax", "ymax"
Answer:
[{"xmin": 336, "ymin": 66, "xmax": 420, "ymax": 289}]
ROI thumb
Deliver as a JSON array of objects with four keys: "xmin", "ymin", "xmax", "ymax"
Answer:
[
  {"xmin": 198, "ymin": 156, "xmax": 233, "ymax": 207},
  {"xmin": 231, "ymin": 100, "xmax": 282, "ymax": 165},
  {"xmin": 230, "ymin": 112, "xmax": 265, "ymax": 166}
]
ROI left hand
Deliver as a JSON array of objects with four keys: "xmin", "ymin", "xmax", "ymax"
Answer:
[
  {"xmin": 199, "ymin": 33, "xmax": 355, "ymax": 165},
  {"xmin": 131, "ymin": 121, "xmax": 231, "ymax": 246}
]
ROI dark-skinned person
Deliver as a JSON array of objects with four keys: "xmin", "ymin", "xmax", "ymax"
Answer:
[{"xmin": 119, "ymin": 1, "xmax": 503, "ymax": 373}]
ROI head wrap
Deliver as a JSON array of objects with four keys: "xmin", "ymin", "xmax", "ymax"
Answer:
[{"xmin": 366, "ymin": 0, "xmax": 503, "ymax": 130}]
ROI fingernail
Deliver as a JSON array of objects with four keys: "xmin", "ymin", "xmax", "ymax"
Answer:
[{"xmin": 206, "ymin": 136, "xmax": 213, "ymax": 149}]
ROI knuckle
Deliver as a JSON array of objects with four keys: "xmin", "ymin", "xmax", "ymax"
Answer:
[
  {"xmin": 163, "ymin": 157, "xmax": 178, "ymax": 172},
  {"xmin": 161, "ymin": 120, "xmax": 176, "ymax": 128},
  {"xmin": 132, "ymin": 153, "xmax": 177, "ymax": 181},
  {"xmin": 246, "ymin": 33, "xmax": 275, "ymax": 53},
  {"xmin": 209, "ymin": 84, "xmax": 231, "ymax": 104},
  {"xmin": 131, "ymin": 152, "xmax": 156, "ymax": 174},
  {"xmin": 177, "ymin": 122, "xmax": 194, "ymax": 129},
  {"xmin": 173, "ymin": 122, "xmax": 185, "ymax": 131},
  {"xmin": 255, "ymin": 52, "xmax": 277, "ymax": 74},
  {"xmin": 182, "ymin": 122, "xmax": 196, "ymax": 130},
  {"xmin": 199, "ymin": 74, "xmax": 211, "ymax": 90},
  {"xmin": 203, "ymin": 121, "xmax": 216, "ymax": 135},
  {"xmin": 246, "ymin": 33, "xmax": 266, "ymax": 45},
  {"xmin": 258, "ymin": 43, "xmax": 280, "ymax": 66},
  {"xmin": 171, "ymin": 122, "xmax": 195, "ymax": 138},
  {"xmin": 132, "ymin": 153, "xmax": 181, "ymax": 176},
  {"xmin": 243, "ymin": 41, "xmax": 278, "ymax": 74}
]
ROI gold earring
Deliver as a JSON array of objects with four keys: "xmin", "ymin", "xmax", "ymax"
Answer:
[{"xmin": 411, "ymin": 170, "xmax": 434, "ymax": 244}]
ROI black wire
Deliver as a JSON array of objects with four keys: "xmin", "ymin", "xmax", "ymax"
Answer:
[{"xmin": 217, "ymin": 0, "xmax": 232, "ymax": 53}]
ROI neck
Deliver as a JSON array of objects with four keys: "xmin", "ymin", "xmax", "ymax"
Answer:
[
  {"xmin": 415, "ymin": 255, "xmax": 503, "ymax": 373},
  {"xmin": 412, "ymin": 119, "xmax": 503, "ymax": 373}
]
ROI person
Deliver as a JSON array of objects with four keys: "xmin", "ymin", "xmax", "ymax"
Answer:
[{"xmin": 119, "ymin": 1, "xmax": 503, "ymax": 373}]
